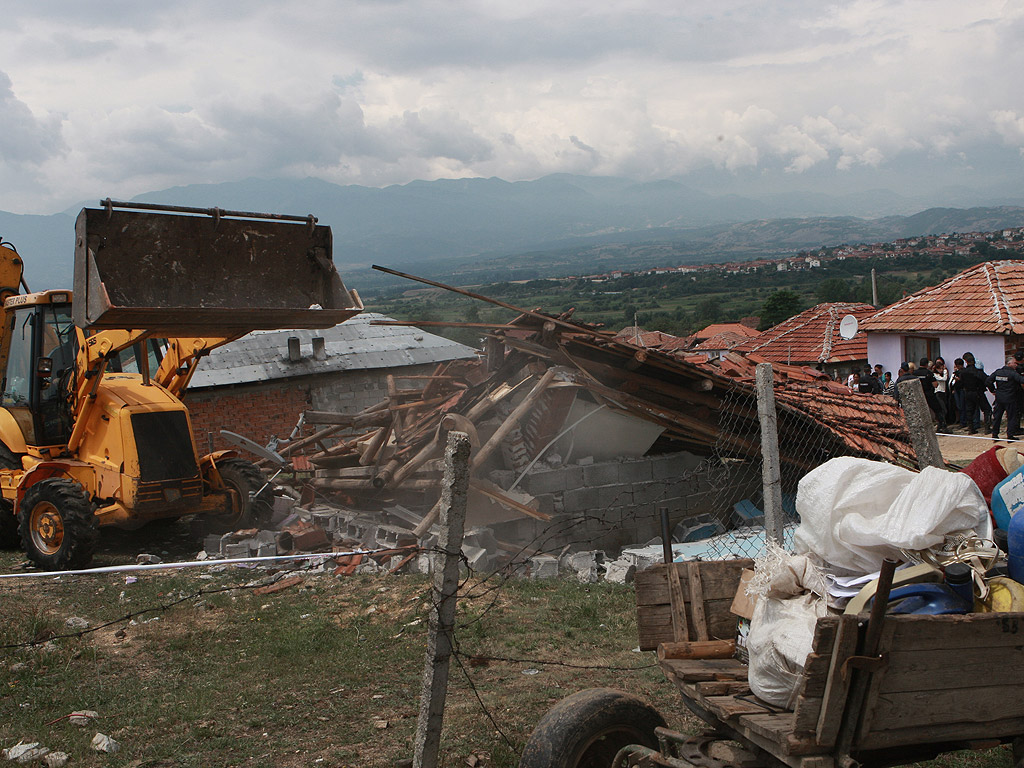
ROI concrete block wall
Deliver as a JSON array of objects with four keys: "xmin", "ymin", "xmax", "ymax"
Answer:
[
  {"xmin": 513, "ymin": 451, "xmax": 744, "ymax": 553},
  {"xmin": 311, "ymin": 364, "xmax": 441, "ymax": 414}
]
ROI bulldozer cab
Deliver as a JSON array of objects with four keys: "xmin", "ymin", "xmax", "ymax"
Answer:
[{"xmin": 2, "ymin": 293, "xmax": 78, "ymax": 447}]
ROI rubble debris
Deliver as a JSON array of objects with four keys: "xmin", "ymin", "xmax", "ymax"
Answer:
[
  {"xmin": 42, "ymin": 753, "xmax": 68, "ymax": 768},
  {"xmin": 90, "ymin": 733, "xmax": 120, "ymax": 754},
  {"xmin": 221, "ymin": 275, "xmax": 917, "ymax": 574},
  {"xmin": 2, "ymin": 741, "xmax": 49, "ymax": 763},
  {"xmin": 528, "ymin": 555, "xmax": 559, "ymax": 580},
  {"xmin": 252, "ymin": 576, "xmax": 304, "ymax": 596},
  {"xmin": 64, "ymin": 617, "xmax": 89, "ymax": 630},
  {"xmin": 68, "ymin": 710, "xmax": 99, "ymax": 726}
]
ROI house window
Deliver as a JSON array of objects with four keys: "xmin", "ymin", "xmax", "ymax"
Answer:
[{"xmin": 905, "ymin": 336, "xmax": 940, "ymax": 364}]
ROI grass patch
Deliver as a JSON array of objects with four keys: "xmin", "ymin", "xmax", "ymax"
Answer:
[{"xmin": 0, "ymin": 545, "xmax": 1015, "ymax": 767}]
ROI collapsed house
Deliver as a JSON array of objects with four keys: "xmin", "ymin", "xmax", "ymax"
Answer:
[
  {"xmin": 255, "ymin": 282, "xmax": 916, "ymax": 569},
  {"xmin": 184, "ymin": 312, "xmax": 478, "ymax": 453}
]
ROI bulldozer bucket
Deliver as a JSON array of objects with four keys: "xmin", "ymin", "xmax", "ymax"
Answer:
[{"xmin": 73, "ymin": 204, "xmax": 363, "ymax": 334}]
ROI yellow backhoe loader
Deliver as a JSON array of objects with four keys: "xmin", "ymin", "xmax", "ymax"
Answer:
[{"xmin": 0, "ymin": 200, "xmax": 362, "ymax": 570}]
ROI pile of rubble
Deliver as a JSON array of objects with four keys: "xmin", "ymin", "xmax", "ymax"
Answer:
[{"xmin": 241, "ymin": 276, "xmax": 914, "ymax": 573}]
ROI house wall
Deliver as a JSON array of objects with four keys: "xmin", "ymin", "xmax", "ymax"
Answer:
[
  {"xmin": 867, "ymin": 332, "xmax": 1006, "ymax": 379},
  {"xmin": 185, "ymin": 362, "xmax": 442, "ymax": 455}
]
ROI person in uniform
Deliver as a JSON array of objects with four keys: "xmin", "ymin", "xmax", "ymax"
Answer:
[{"xmin": 986, "ymin": 356, "xmax": 1024, "ymax": 441}]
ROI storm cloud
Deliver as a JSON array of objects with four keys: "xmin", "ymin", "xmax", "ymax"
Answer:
[{"xmin": 1, "ymin": 0, "xmax": 1022, "ymax": 212}]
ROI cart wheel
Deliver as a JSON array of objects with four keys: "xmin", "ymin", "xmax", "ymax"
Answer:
[{"xmin": 519, "ymin": 688, "xmax": 666, "ymax": 768}]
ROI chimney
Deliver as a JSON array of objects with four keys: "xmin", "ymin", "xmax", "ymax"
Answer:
[
  {"xmin": 312, "ymin": 336, "xmax": 327, "ymax": 361},
  {"xmin": 287, "ymin": 336, "xmax": 301, "ymax": 362}
]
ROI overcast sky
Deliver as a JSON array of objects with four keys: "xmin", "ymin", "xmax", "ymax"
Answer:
[{"xmin": 1, "ymin": 0, "xmax": 1022, "ymax": 214}]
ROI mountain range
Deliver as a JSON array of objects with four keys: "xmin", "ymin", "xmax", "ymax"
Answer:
[{"xmin": 1, "ymin": 175, "xmax": 1023, "ymax": 292}]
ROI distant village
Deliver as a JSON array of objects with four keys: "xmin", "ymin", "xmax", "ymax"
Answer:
[{"xmin": 575, "ymin": 226, "xmax": 1024, "ymax": 282}]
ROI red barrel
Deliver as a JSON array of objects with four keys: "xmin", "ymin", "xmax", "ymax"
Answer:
[{"xmin": 960, "ymin": 446, "xmax": 1008, "ymax": 505}]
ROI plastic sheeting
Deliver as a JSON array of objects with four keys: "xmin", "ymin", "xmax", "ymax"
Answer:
[{"xmin": 793, "ymin": 457, "xmax": 991, "ymax": 576}]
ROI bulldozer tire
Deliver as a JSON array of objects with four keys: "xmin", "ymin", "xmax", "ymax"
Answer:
[
  {"xmin": 0, "ymin": 443, "xmax": 23, "ymax": 549},
  {"xmin": 215, "ymin": 458, "xmax": 273, "ymax": 531},
  {"xmin": 18, "ymin": 478, "xmax": 97, "ymax": 571},
  {"xmin": 518, "ymin": 688, "xmax": 666, "ymax": 768}
]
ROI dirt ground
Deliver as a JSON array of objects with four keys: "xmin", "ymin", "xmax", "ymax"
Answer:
[{"xmin": 937, "ymin": 430, "xmax": 1019, "ymax": 468}]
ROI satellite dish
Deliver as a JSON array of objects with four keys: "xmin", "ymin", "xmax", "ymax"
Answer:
[{"xmin": 839, "ymin": 314, "xmax": 859, "ymax": 340}]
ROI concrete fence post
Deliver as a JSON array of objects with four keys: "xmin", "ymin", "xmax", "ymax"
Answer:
[
  {"xmin": 413, "ymin": 430, "xmax": 472, "ymax": 768},
  {"xmin": 755, "ymin": 363, "xmax": 785, "ymax": 545},
  {"xmin": 897, "ymin": 377, "xmax": 946, "ymax": 470}
]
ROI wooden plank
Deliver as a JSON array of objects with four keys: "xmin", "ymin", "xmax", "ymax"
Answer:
[
  {"xmin": 687, "ymin": 561, "xmax": 710, "ymax": 641},
  {"xmin": 795, "ymin": 652, "xmax": 832, "ymax": 700},
  {"xmin": 659, "ymin": 658, "xmax": 748, "ymax": 684},
  {"xmin": 737, "ymin": 712, "xmax": 795, "ymax": 746},
  {"xmin": 695, "ymin": 680, "xmax": 752, "ymax": 696},
  {"xmin": 853, "ymin": 620, "xmax": 896, "ymax": 742},
  {"xmin": 809, "ymin": 616, "xmax": 840, "ymax": 655},
  {"xmin": 668, "ymin": 562, "xmax": 690, "ymax": 642},
  {"xmin": 857, "ymin": 715, "xmax": 1024, "ymax": 751},
  {"xmin": 867, "ymin": 684, "xmax": 1023, "ymax": 732},
  {"xmin": 815, "ymin": 613, "xmax": 860, "ymax": 748},
  {"xmin": 875, "ymin": 645, "xmax": 1024, "ymax": 694},
  {"xmin": 706, "ymin": 694, "xmax": 777, "ymax": 720},
  {"xmin": 635, "ymin": 559, "xmax": 753, "ymax": 606},
  {"xmin": 658, "ymin": 640, "xmax": 736, "ymax": 660},
  {"xmin": 792, "ymin": 697, "xmax": 823, "ymax": 735},
  {"xmin": 885, "ymin": 612, "xmax": 1024, "ymax": 651},
  {"xmin": 637, "ymin": 601, "xmax": 737, "ymax": 651}
]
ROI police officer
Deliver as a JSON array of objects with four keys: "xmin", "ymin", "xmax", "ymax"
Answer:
[
  {"xmin": 915, "ymin": 357, "xmax": 946, "ymax": 431},
  {"xmin": 986, "ymin": 356, "xmax": 1024, "ymax": 440}
]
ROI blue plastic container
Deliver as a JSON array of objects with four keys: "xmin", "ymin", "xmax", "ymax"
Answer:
[
  {"xmin": 870, "ymin": 583, "xmax": 971, "ymax": 615},
  {"xmin": 1009, "ymin": 502, "xmax": 1024, "ymax": 583},
  {"xmin": 990, "ymin": 463, "xmax": 1024, "ymax": 530}
]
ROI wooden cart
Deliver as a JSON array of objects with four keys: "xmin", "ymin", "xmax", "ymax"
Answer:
[{"xmin": 520, "ymin": 558, "xmax": 1024, "ymax": 768}]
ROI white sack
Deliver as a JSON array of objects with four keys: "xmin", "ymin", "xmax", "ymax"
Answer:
[
  {"xmin": 793, "ymin": 457, "xmax": 991, "ymax": 575},
  {"xmin": 746, "ymin": 592, "xmax": 827, "ymax": 709}
]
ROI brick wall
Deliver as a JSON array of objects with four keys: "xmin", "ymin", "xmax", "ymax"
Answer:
[
  {"xmin": 185, "ymin": 380, "xmax": 312, "ymax": 454},
  {"xmin": 183, "ymin": 363, "xmax": 442, "ymax": 455}
]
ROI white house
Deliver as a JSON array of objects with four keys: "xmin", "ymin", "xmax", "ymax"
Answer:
[{"xmin": 861, "ymin": 260, "xmax": 1024, "ymax": 377}]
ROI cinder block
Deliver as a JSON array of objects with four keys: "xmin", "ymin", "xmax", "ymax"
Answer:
[
  {"xmin": 599, "ymin": 484, "xmax": 633, "ymax": 508},
  {"xmin": 534, "ymin": 494, "xmax": 556, "ymax": 517},
  {"xmin": 618, "ymin": 459, "xmax": 652, "ymax": 483},
  {"xmin": 604, "ymin": 560, "xmax": 636, "ymax": 584},
  {"xmin": 529, "ymin": 555, "xmax": 559, "ymax": 579},
  {"xmin": 583, "ymin": 462, "xmax": 619, "ymax": 487},
  {"xmin": 631, "ymin": 483, "xmax": 668, "ymax": 506},
  {"xmin": 561, "ymin": 465, "xmax": 585, "ymax": 489},
  {"xmin": 651, "ymin": 451, "xmax": 704, "ymax": 481},
  {"xmin": 563, "ymin": 486, "xmax": 601, "ymax": 513},
  {"xmin": 223, "ymin": 543, "xmax": 250, "ymax": 558},
  {"xmin": 523, "ymin": 469, "xmax": 566, "ymax": 495}
]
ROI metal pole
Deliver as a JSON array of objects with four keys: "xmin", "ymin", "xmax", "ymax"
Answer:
[
  {"xmin": 755, "ymin": 363, "xmax": 785, "ymax": 544},
  {"xmin": 413, "ymin": 431, "xmax": 471, "ymax": 768},
  {"xmin": 871, "ymin": 268, "xmax": 879, "ymax": 308}
]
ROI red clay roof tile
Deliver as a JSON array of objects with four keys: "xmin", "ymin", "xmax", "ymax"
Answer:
[
  {"xmin": 732, "ymin": 302, "xmax": 875, "ymax": 365},
  {"xmin": 862, "ymin": 260, "xmax": 1024, "ymax": 335}
]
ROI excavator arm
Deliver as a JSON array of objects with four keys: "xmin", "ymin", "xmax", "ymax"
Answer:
[{"xmin": 58, "ymin": 200, "xmax": 363, "ymax": 451}]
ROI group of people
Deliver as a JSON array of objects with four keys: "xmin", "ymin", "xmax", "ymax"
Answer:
[{"xmin": 845, "ymin": 352, "xmax": 1024, "ymax": 440}]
